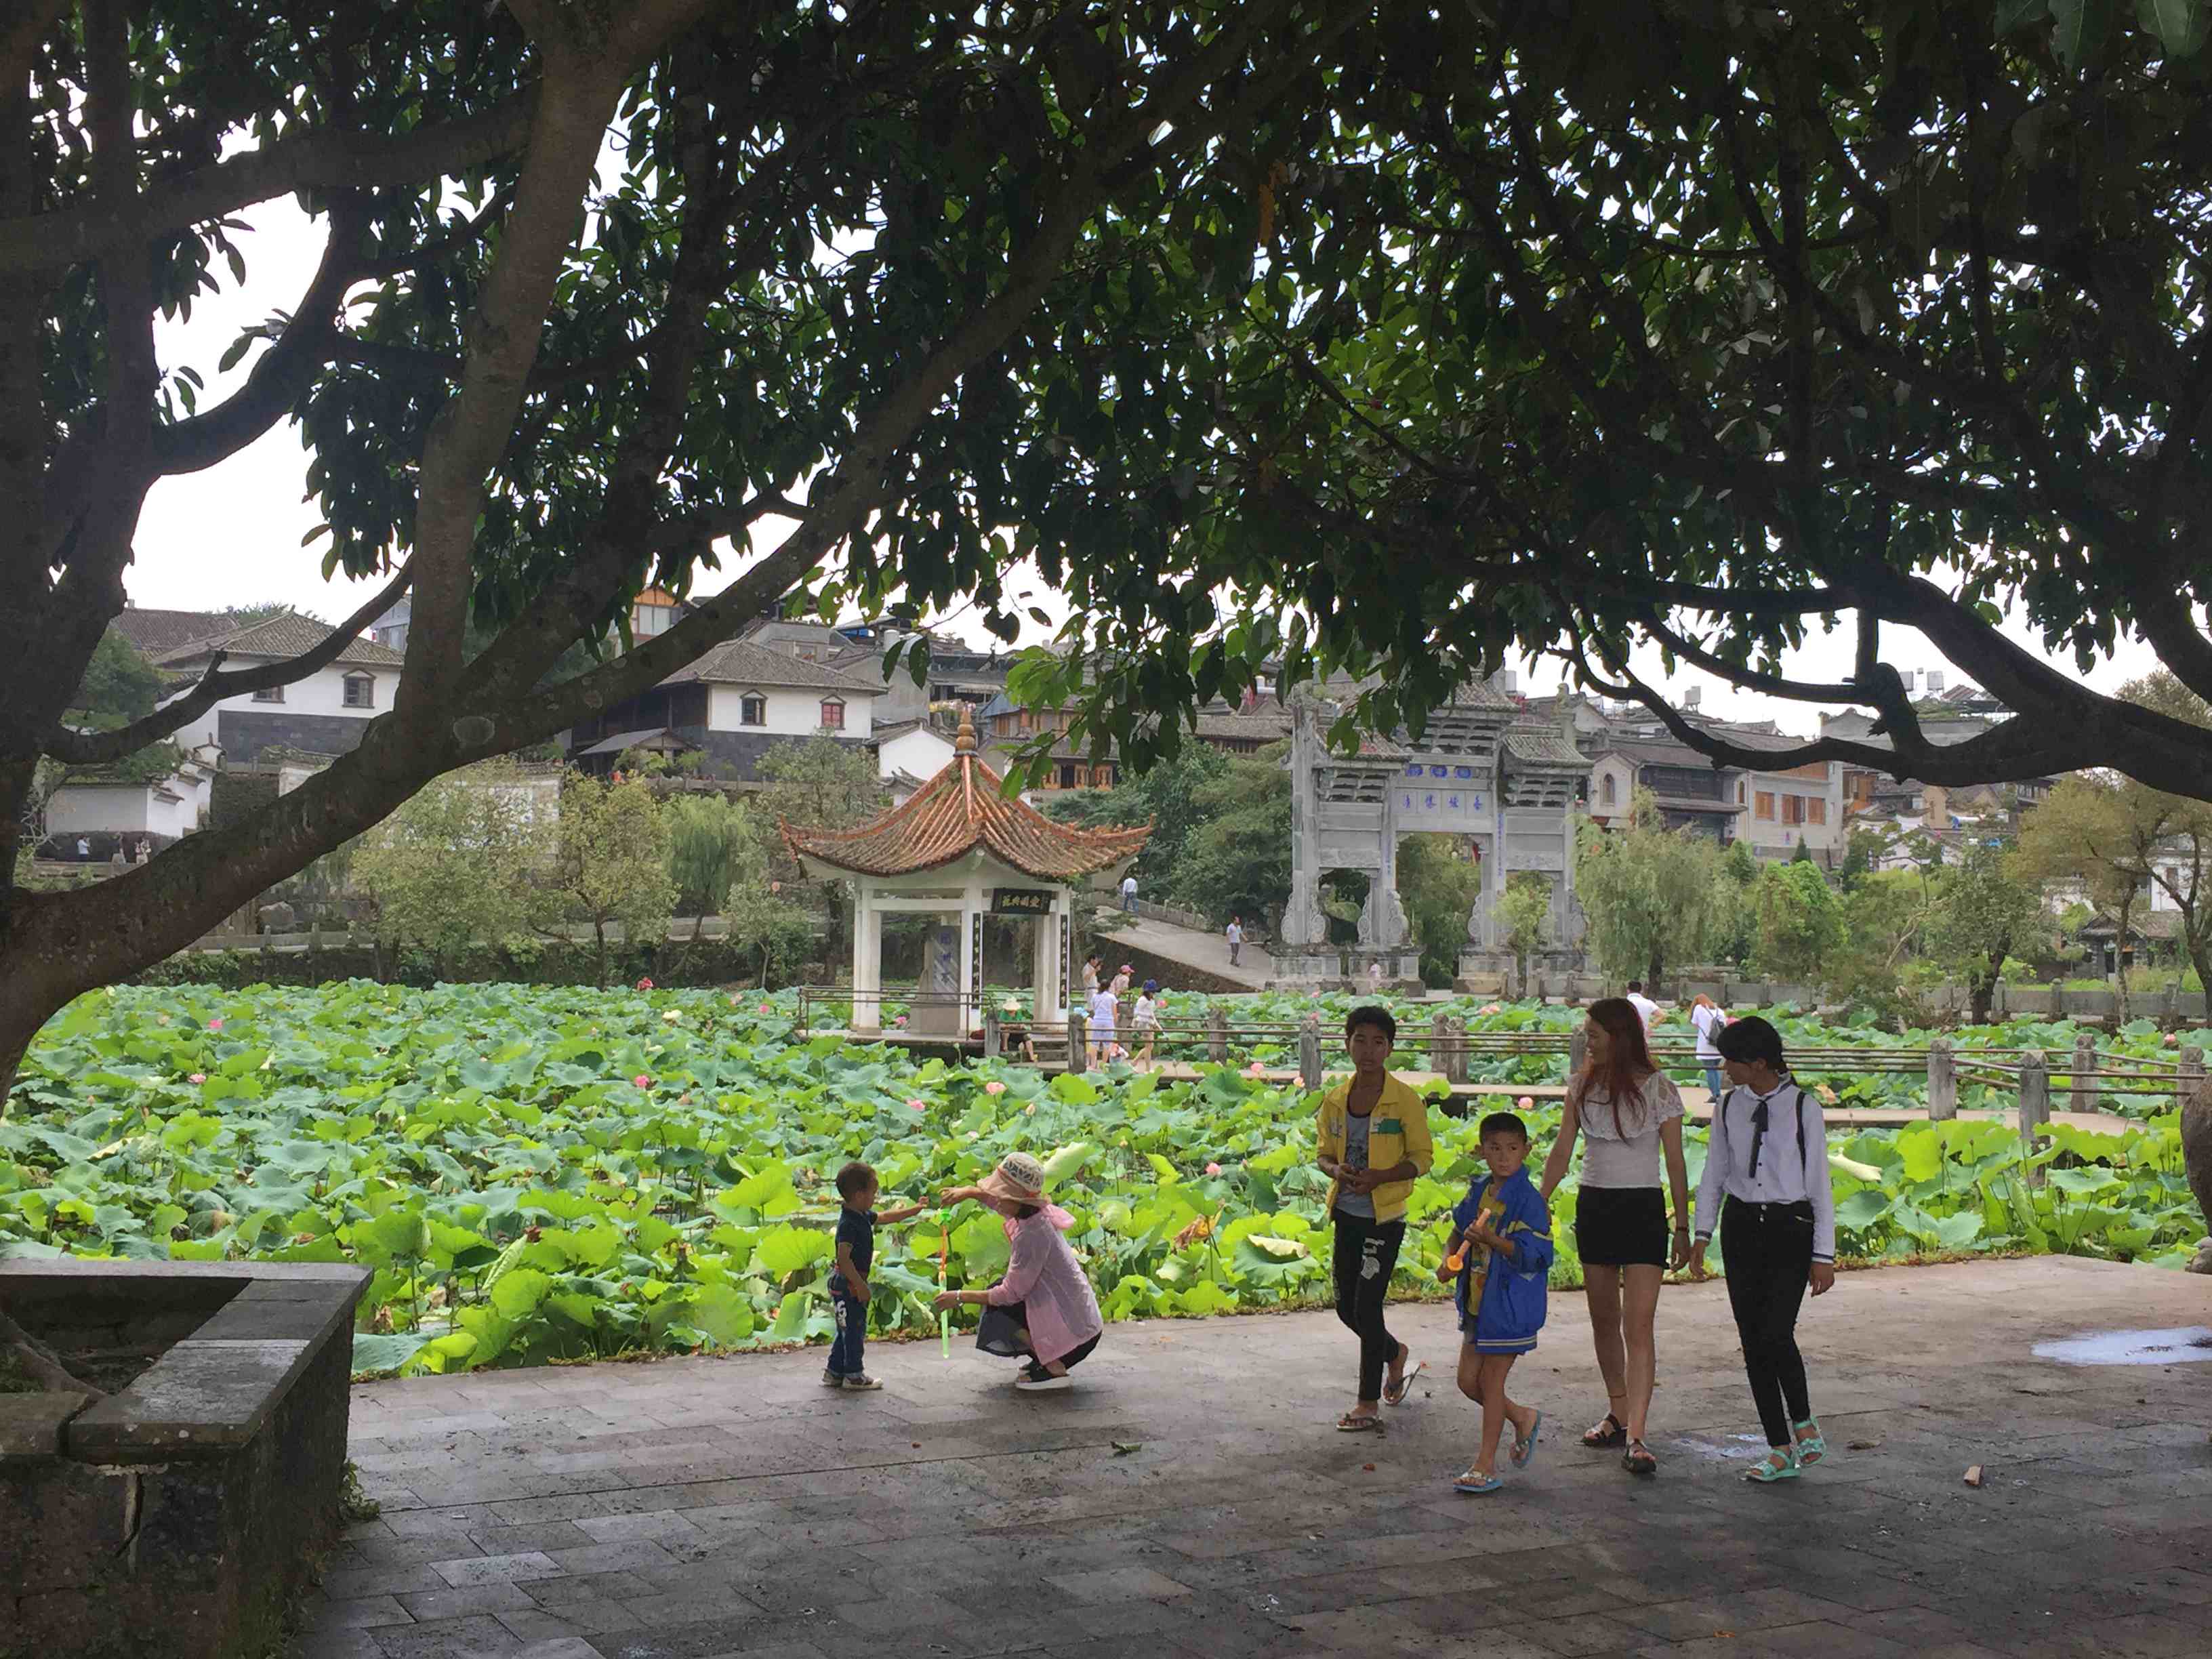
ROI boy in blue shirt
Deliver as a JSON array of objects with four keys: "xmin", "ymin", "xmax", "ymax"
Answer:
[
  {"xmin": 1437, "ymin": 1112, "xmax": 1554, "ymax": 1492},
  {"xmin": 824, "ymin": 1162, "xmax": 926, "ymax": 1391}
]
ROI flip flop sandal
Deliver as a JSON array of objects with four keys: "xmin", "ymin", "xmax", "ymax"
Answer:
[
  {"xmin": 1622, "ymin": 1439, "xmax": 1658, "ymax": 1477},
  {"xmin": 1453, "ymin": 1470, "xmax": 1505, "ymax": 1494},
  {"xmin": 1336, "ymin": 1412, "xmax": 1385, "ymax": 1433},
  {"xmin": 1382, "ymin": 1359, "xmax": 1426, "ymax": 1406},
  {"xmin": 1511, "ymin": 1409, "xmax": 1544, "ymax": 1469},
  {"xmin": 1792, "ymin": 1420, "xmax": 1827, "ymax": 1466},
  {"xmin": 1582, "ymin": 1414, "xmax": 1628, "ymax": 1449}
]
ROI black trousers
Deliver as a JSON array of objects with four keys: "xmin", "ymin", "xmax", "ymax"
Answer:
[
  {"xmin": 1721, "ymin": 1197, "xmax": 1816, "ymax": 1446},
  {"xmin": 1332, "ymin": 1210, "xmax": 1405, "ymax": 1403}
]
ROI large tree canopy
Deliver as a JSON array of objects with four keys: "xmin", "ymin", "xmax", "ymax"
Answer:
[
  {"xmin": 1006, "ymin": 0, "xmax": 2212, "ymax": 796},
  {"xmin": 0, "ymin": 0, "xmax": 1357, "ymax": 1085}
]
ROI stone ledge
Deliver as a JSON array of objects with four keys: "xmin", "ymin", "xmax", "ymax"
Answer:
[
  {"xmin": 0, "ymin": 1392, "xmax": 87, "ymax": 1462},
  {"xmin": 0, "ymin": 1259, "xmax": 368, "ymax": 1466}
]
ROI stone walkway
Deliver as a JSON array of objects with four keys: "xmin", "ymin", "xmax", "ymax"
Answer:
[{"xmin": 310, "ymin": 1257, "xmax": 2212, "ymax": 1659}]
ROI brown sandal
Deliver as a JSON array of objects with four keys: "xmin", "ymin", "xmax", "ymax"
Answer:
[
  {"xmin": 1582, "ymin": 1413, "xmax": 1627, "ymax": 1448},
  {"xmin": 1623, "ymin": 1439, "xmax": 1658, "ymax": 1476}
]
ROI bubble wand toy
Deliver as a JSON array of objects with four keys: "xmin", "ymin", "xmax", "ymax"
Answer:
[{"xmin": 937, "ymin": 1210, "xmax": 951, "ymax": 1358}]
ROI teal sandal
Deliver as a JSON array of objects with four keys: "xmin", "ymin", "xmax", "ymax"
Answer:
[
  {"xmin": 1744, "ymin": 1446, "xmax": 1799, "ymax": 1483},
  {"xmin": 1792, "ymin": 1418, "xmax": 1826, "ymax": 1466}
]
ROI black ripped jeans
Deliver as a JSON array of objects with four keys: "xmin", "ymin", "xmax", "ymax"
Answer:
[{"xmin": 1332, "ymin": 1209, "xmax": 1406, "ymax": 1404}]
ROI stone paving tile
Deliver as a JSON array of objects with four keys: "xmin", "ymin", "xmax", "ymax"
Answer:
[
  {"xmin": 308, "ymin": 1595, "xmax": 417, "ymax": 1632},
  {"xmin": 337, "ymin": 1258, "xmax": 2212, "ymax": 1659}
]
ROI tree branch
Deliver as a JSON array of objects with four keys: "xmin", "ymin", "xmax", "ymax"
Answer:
[
  {"xmin": 41, "ymin": 562, "xmax": 413, "ymax": 766},
  {"xmin": 0, "ymin": 95, "xmax": 537, "ymax": 275}
]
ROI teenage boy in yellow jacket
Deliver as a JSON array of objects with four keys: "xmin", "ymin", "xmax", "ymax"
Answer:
[{"xmin": 1315, "ymin": 1004, "xmax": 1437, "ymax": 1431}]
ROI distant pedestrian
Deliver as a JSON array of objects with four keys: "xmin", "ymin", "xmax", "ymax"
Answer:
[
  {"xmin": 1132, "ymin": 980, "xmax": 1161, "ymax": 1070},
  {"xmin": 1082, "ymin": 955, "xmax": 1101, "ymax": 1003},
  {"xmin": 1121, "ymin": 872, "xmax": 1139, "ymax": 914},
  {"xmin": 824, "ymin": 1162, "xmax": 926, "ymax": 1391},
  {"xmin": 1690, "ymin": 995, "xmax": 1729, "ymax": 1103},
  {"xmin": 1225, "ymin": 916, "xmax": 1243, "ymax": 966},
  {"xmin": 1316, "ymin": 1005, "xmax": 1435, "ymax": 1431},
  {"xmin": 1367, "ymin": 958, "xmax": 1386, "ymax": 993},
  {"xmin": 1693, "ymin": 1016, "xmax": 1836, "ymax": 1483},
  {"xmin": 1439, "ymin": 1111, "xmax": 1554, "ymax": 1492},
  {"xmin": 1624, "ymin": 981, "xmax": 1660, "ymax": 1029},
  {"xmin": 1089, "ymin": 980, "xmax": 1121, "ymax": 1066}
]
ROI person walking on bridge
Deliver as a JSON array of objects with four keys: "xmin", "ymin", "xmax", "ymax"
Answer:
[{"xmin": 1225, "ymin": 916, "xmax": 1244, "ymax": 966}]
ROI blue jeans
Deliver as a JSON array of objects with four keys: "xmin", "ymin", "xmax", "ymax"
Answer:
[
  {"xmin": 1122, "ymin": 893, "xmax": 1136, "ymax": 912},
  {"xmin": 1703, "ymin": 1065, "xmax": 1724, "ymax": 1102},
  {"xmin": 828, "ymin": 1290, "xmax": 865, "ymax": 1377}
]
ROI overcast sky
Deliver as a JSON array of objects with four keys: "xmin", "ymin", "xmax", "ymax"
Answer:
[{"xmin": 127, "ymin": 197, "xmax": 2165, "ymax": 736}]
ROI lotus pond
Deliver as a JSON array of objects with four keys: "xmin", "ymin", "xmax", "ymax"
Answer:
[{"xmin": 2, "ymin": 984, "xmax": 2200, "ymax": 1378}]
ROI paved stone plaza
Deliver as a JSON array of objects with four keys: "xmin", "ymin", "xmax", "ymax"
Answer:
[{"xmin": 310, "ymin": 1257, "xmax": 2212, "ymax": 1659}]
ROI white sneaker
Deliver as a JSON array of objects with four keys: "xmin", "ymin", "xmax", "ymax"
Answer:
[{"xmin": 1014, "ymin": 1372, "xmax": 1072, "ymax": 1392}]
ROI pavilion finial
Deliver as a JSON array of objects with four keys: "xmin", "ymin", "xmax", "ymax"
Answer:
[{"xmin": 954, "ymin": 708, "xmax": 978, "ymax": 754}]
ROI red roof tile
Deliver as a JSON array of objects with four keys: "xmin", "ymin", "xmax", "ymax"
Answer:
[{"xmin": 781, "ymin": 720, "xmax": 1149, "ymax": 882}]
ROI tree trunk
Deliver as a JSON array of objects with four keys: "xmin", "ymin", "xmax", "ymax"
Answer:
[
  {"xmin": 594, "ymin": 919, "xmax": 609, "ymax": 987},
  {"xmin": 2182, "ymin": 1077, "xmax": 2212, "ymax": 1274},
  {"xmin": 2114, "ymin": 894, "xmax": 2133, "ymax": 1023},
  {"xmin": 1646, "ymin": 944, "xmax": 1664, "ymax": 999}
]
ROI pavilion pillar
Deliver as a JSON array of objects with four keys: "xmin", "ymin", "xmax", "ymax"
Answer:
[
  {"xmin": 960, "ymin": 887, "xmax": 983, "ymax": 1035},
  {"xmin": 1033, "ymin": 899, "xmax": 1063, "ymax": 1025},
  {"xmin": 851, "ymin": 884, "xmax": 882, "ymax": 1031}
]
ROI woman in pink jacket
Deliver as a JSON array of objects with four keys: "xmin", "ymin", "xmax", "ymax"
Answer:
[{"xmin": 935, "ymin": 1152, "xmax": 1105, "ymax": 1392}]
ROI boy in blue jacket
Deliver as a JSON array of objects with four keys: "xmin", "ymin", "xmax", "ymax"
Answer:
[{"xmin": 1437, "ymin": 1111, "xmax": 1553, "ymax": 1493}]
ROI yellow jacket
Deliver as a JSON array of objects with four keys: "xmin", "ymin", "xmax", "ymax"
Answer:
[{"xmin": 1315, "ymin": 1072, "xmax": 1435, "ymax": 1225}]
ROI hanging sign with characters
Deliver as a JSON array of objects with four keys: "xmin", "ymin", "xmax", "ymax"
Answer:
[{"xmin": 990, "ymin": 888, "xmax": 1054, "ymax": 915}]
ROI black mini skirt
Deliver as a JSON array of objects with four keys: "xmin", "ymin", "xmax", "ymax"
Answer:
[{"xmin": 1574, "ymin": 1185, "xmax": 1668, "ymax": 1268}]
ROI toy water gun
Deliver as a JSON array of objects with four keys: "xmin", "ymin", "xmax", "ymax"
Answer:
[{"xmin": 937, "ymin": 1210, "xmax": 951, "ymax": 1358}]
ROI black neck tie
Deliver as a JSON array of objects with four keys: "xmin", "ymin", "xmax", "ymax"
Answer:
[{"xmin": 1747, "ymin": 1098, "xmax": 1770, "ymax": 1180}]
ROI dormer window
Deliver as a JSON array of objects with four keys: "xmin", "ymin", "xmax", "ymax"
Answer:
[
  {"xmin": 253, "ymin": 684, "xmax": 285, "ymax": 704},
  {"xmin": 342, "ymin": 673, "xmax": 375, "ymax": 710},
  {"xmin": 739, "ymin": 692, "xmax": 766, "ymax": 727},
  {"xmin": 819, "ymin": 697, "xmax": 846, "ymax": 731},
  {"xmin": 633, "ymin": 602, "xmax": 674, "ymax": 637}
]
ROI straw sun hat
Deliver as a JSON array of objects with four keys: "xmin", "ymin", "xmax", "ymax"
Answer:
[{"xmin": 976, "ymin": 1151, "xmax": 1047, "ymax": 1206}]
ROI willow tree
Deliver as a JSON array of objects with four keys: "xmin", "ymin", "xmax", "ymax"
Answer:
[{"xmin": 0, "ymin": 0, "xmax": 1359, "ymax": 1090}]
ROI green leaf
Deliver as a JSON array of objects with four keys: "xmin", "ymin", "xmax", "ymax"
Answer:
[
  {"xmin": 2135, "ymin": 0, "xmax": 2207, "ymax": 55},
  {"xmin": 354, "ymin": 1210, "xmax": 433, "ymax": 1262},
  {"xmin": 1834, "ymin": 1189, "xmax": 1892, "ymax": 1232},
  {"xmin": 350, "ymin": 1332, "xmax": 429, "ymax": 1376},
  {"xmin": 1995, "ymin": 0, "xmax": 2051, "ymax": 28},
  {"xmin": 754, "ymin": 1225, "xmax": 831, "ymax": 1277},
  {"xmin": 769, "ymin": 1292, "xmax": 813, "ymax": 1341},
  {"xmin": 489, "ymin": 1267, "xmax": 552, "ymax": 1319},
  {"xmin": 2049, "ymin": 0, "xmax": 2095, "ymax": 67}
]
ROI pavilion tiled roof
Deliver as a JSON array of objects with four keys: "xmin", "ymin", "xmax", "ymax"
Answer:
[{"xmin": 781, "ymin": 716, "xmax": 1149, "ymax": 882}]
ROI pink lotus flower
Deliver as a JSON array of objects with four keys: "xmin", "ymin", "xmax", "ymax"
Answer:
[
  {"xmin": 1294, "ymin": 1075, "xmax": 1308, "ymax": 1089},
  {"xmin": 633, "ymin": 1073, "xmax": 653, "ymax": 1089},
  {"xmin": 759, "ymin": 1003, "xmax": 772, "ymax": 1014},
  {"xmin": 1517, "ymin": 1096, "xmax": 1534, "ymax": 1110},
  {"xmin": 2165, "ymin": 1033, "xmax": 2179, "ymax": 1048},
  {"xmin": 983, "ymin": 1080, "xmax": 1006, "ymax": 1096},
  {"xmin": 636, "ymin": 977, "xmax": 655, "ymax": 990},
  {"xmin": 893, "ymin": 1014, "xmax": 907, "ymax": 1027},
  {"xmin": 1205, "ymin": 1162, "xmax": 1223, "ymax": 1177},
  {"xmin": 188, "ymin": 1072, "xmax": 207, "ymax": 1085},
  {"xmin": 207, "ymin": 1017, "xmax": 224, "ymax": 1031},
  {"xmin": 1023, "ymin": 1103, "xmax": 1036, "ymax": 1115},
  {"xmin": 907, "ymin": 1098, "xmax": 927, "ymax": 1111},
  {"xmin": 1244, "ymin": 1061, "xmax": 1267, "ymax": 1078},
  {"xmin": 1479, "ymin": 1003, "xmax": 1502, "ymax": 1016},
  {"xmin": 156, "ymin": 1014, "xmax": 171, "ymax": 1026}
]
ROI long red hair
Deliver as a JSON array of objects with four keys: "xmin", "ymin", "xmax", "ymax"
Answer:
[{"xmin": 1575, "ymin": 996, "xmax": 1660, "ymax": 1137}]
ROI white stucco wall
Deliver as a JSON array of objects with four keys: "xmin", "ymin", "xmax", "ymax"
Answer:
[
  {"xmin": 878, "ymin": 724, "xmax": 955, "ymax": 781},
  {"xmin": 708, "ymin": 682, "xmax": 875, "ymax": 738},
  {"xmin": 160, "ymin": 658, "xmax": 385, "ymax": 749},
  {"xmin": 45, "ymin": 771, "xmax": 207, "ymax": 839}
]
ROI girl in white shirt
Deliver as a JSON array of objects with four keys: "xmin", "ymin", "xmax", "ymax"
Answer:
[
  {"xmin": 1132, "ymin": 980, "xmax": 1161, "ymax": 1070},
  {"xmin": 1690, "ymin": 996, "xmax": 1728, "ymax": 1103},
  {"xmin": 1692, "ymin": 1015, "xmax": 1837, "ymax": 1483},
  {"xmin": 1538, "ymin": 998, "xmax": 1693, "ymax": 1477}
]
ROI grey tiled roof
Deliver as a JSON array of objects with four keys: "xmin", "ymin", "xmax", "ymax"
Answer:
[
  {"xmin": 1502, "ymin": 727, "xmax": 1588, "ymax": 766},
  {"xmin": 157, "ymin": 612, "xmax": 406, "ymax": 669},
  {"xmin": 110, "ymin": 607, "xmax": 233, "ymax": 657},
  {"xmin": 663, "ymin": 638, "xmax": 883, "ymax": 694}
]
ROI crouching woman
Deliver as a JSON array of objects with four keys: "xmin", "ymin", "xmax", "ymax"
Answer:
[{"xmin": 936, "ymin": 1152, "xmax": 1105, "ymax": 1393}]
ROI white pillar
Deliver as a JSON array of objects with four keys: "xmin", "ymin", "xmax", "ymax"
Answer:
[
  {"xmin": 960, "ymin": 889, "xmax": 983, "ymax": 1035},
  {"xmin": 1033, "ymin": 899, "xmax": 1062, "ymax": 1027},
  {"xmin": 851, "ymin": 883, "xmax": 882, "ymax": 1031}
]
